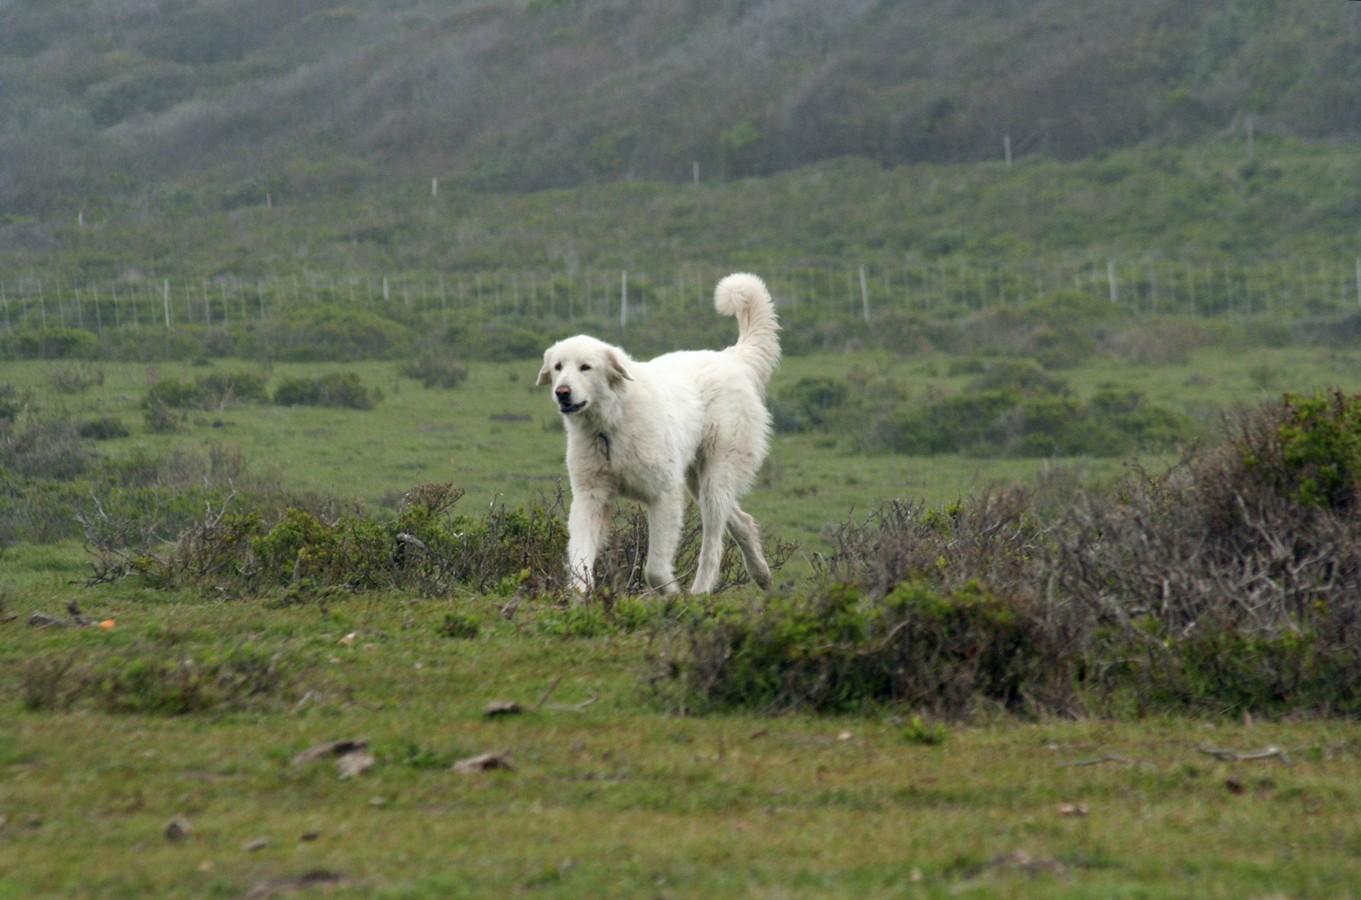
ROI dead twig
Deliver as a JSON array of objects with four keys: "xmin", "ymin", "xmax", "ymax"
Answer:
[
  {"xmin": 1197, "ymin": 745, "xmax": 1292, "ymax": 765},
  {"xmin": 1062, "ymin": 754, "xmax": 1137, "ymax": 768},
  {"xmin": 543, "ymin": 692, "xmax": 599, "ymax": 712},
  {"xmin": 534, "ymin": 674, "xmax": 565, "ymax": 710}
]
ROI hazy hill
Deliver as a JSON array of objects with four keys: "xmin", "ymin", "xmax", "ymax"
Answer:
[{"xmin": 3, "ymin": 0, "xmax": 1360, "ymax": 215}]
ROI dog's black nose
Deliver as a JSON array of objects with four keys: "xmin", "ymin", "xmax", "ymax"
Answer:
[{"xmin": 555, "ymin": 386, "xmax": 571, "ymax": 400}]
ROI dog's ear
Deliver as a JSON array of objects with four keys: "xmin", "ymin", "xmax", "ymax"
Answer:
[
  {"xmin": 606, "ymin": 349, "xmax": 633, "ymax": 385},
  {"xmin": 536, "ymin": 351, "xmax": 553, "ymax": 386}
]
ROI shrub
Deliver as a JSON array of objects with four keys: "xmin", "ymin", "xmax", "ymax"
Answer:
[
  {"xmin": 0, "ymin": 477, "xmax": 89, "ymax": 544},
  {"xmin": 143, "ymin": 370, "xmax": 269, "ymax": 411},
  {"xmin": 655, "ymin": 390, "xmax": 1361, "ymax": 717},
  {"xmin": 653, "ymin": 580, "xmax": 1071, "ymax": 716},
  {"xmin": 3, "ymin": 326, "xmax": 98, "ymax": 359},
  {"xmin": 23, "ymin": 642, "xmax": 295, "ymax": 715},
  {"xmin": 1266, "ymin": 389, "xmax": 1361, "ymax": 511},
  {"xmin": 871, "ymin": 378, "xmax": 1191, "ymax": 457},
  {"xmin": 195, "ymin": 370, "xmax": 270, "ymax": 406},
  {"xmin": 77, "ymin": 417, "xmax": 130, "ymax": 440},
  {"xmin": 438, "ymin": 613, "xmax": 481, "ymax": 639},
  {"xmin": 243, "ymin": 307, "xmax": 415, "ymax": 361},
  {"xmin": 273, "ymin": 372, "xmax": 381, "ymax": 409},
  {"xmin": 252, "ymin": 507, "xmax": 393, "ymax": 590},
  {"xmin": 143, "ymin": 399, "xmax": 183, "ymax": 433},
  {"xmin": 771, "ymin": 376, "xmax": 849, "ymax": 433},
  {"xmin": 47, "ymin": 363, "xmax": 105, "ymax": 393},
  {"xmin": 401, "ymin": 354, "xmax": 469, "ymax": 389},
  {"xmin": 144, "ymin": 377, "xmax": 205, "ymax": 410},
  {"xmin": 0, "ymin": 419, "xmax": 94, "ymax": 480},
  {"xmin": 0, "ymin": 384, "xmax": 34, "ymax": 422}
]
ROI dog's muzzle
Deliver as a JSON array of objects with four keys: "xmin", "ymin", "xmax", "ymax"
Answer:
[{"xmin": 555, "ymin": 387, "xmax": 587, "ymax": 415}]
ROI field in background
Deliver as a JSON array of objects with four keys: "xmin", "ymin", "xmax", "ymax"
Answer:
[{"xmin": 5, "ymin": 344, "xmax": 1359, "ymax": 547}]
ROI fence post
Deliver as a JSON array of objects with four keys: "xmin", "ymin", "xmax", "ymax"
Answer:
[
  {"xmin": 1106, "ymin": 260, "xmax": 1118, "ymax": 304},
  {"xmin": 620, "ymin": 271, "xmax": 628, "ymax": 328},
  {"xmin": 163, "ymin": 279, "xmax": 172, "ymax": 328},
  {"xmin": 858, "ymin": 266, "xmax": 870, "ymax": 322}
]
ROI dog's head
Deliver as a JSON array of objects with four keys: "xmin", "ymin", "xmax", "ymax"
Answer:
[{"xmin": 537, "ymin": 335, "xmax": 633, "ymax": 417}]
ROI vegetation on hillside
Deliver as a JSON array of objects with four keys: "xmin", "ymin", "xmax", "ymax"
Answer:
[{"xmin": 4, "ymin": 0, "xmax": 1360, "ymax": 217}]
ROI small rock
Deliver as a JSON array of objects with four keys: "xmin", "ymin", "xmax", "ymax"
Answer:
[
  {"xmin": 243, "ymin": 836, "xmax": 269, "ymax": 852},
  {"xmin": 483, "ymin": 700, "xmax": 523, "ymax": 719},
  {"xmin": 293, "ymin": 739, "xmax": 369, "ymax": 767},
  {"xmin": 300, "ymin": 831, "xmax": 321, "ymax": 842},
  {"xmin": 336, "ymin": 751, "xmax": 375, "ymax": 780},
  {"xmin": 453, "ymin": 751, "xmax": 513, "ymax": 774},
  {"xmin": 1058, "ymin": 802, "xmax": 1089, "ymax": 817},
  {"xmin": 165, "ymin": 814, "xmax": 192, "ymax": 842}
]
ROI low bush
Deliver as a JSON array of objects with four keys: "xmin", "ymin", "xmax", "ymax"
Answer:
[
  {"xmin": 77, "ymin": 417, "xmax": 130, "ymax": 440},
  {"xmin": 771, "ymin": 376, "xmax": 849, "ymax": 433},
  {"xmin": 143, "ymin": 369, "xmax": 269, "ymax": 411},
  {"xmin": 653, "ymin": 580, "xmax": 1072, "ymax": 716},
  {"xmin": 0, "ymin": 384, "xmax": 35, "ymax": 422},
  {"xmin": 2, "ymin": 326, "xmax": 98, "ymax": 360},
  {"xmin": 401, "ymin": 353, "xmax": 469, "ymax": 389},
  {"xmin": 241, "ymin": 306, "xmax": 415, "ymax": 361},
  {"xmin": 655, "ymin": 389, "xmax": 1361, "ymax": 717},
  {"xmin": 872, "ymin": 370, "xmax": 1191, "ymax": 457},
  {"xmin": 273, "ymin": 372, "xmax": 381, "ymax": 409},
  {"xmin": 22, "ymin": 641, "xmax": 297, "ymax": 715},
  {"xmin": 0, "ymin": 419, "xmax": 94, "ymax": 480},
  {"xmin": 47, "ymin": 363, "xmax": 105, "ymax": 393},
  {"xmin": 85, "ymin": 478, "xmax": 794, "ymax": 601}
]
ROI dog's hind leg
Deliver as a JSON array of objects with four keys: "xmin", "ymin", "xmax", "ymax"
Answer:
[
  {"xmin": 726, "ymin": 506, "xmax": 771, "ymax": 590},
  {"xmin": 691, "ymin": 474, "xmax": 739, "ymax": 595},
  {"xmin": 644, "ymin": 490, "xmax": 684, "ymax": 595}
]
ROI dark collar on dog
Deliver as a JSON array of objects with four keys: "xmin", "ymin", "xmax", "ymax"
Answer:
[{"xmin": 594, "ymin": 431, "xmax": 611, "ymax": 462}]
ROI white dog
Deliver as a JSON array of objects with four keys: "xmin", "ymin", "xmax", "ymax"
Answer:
[{"xmin": 538, "ymin": 273, "xmax": 780, "ymax": 595}]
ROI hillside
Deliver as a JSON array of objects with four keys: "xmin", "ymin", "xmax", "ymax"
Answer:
[{"xmin": 3, "ymin": 0, "xmax": 1360, "ymax": 218}]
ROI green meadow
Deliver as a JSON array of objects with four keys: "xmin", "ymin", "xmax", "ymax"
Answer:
[{"xmin": 3, "ymin": 335, "xmax": 1361, "ymax": 896}]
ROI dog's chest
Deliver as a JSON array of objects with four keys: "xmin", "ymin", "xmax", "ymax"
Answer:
[{"xmin": 569, "ymin": 428, "xmax": 667, "ymax": 502}]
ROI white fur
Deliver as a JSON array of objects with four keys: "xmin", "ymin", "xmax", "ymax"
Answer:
[{"xmin": 538, "ymin": 273, "xmax": 780, "ymax": 595}]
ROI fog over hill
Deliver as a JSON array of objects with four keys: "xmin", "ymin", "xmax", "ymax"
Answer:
[{"xmin": 3, "ymin": 0, "xmax": 1359, "ymax": 214}]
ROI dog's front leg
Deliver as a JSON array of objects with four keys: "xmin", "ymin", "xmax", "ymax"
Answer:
[
  {"xmin": 644, "ymin": 490, "xmax": 684, "ymax": 595},
  {"xmin": 567, "ymin": 489, "xmax": 612, "ymax": 597}
]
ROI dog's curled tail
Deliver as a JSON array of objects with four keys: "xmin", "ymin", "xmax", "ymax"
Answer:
[{"xmin": 714, "ymin": 272, "xmax": 780, "ymax": 386}]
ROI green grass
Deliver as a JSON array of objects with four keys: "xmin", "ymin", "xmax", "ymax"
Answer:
[
  {"xmin": 5, "ymin": 346, "xmax": 1361, "ymax": 896},
  {"xmin": 4, "ymin": 585, "xmax": 1361, "ymax": 897}
]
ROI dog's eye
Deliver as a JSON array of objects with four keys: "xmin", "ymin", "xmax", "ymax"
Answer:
[
  {"xmin": 579, "ymin": 364, "xmax": 592, "ymax": 372},
  {"xmin": 553, "ymin": 362, "xmax": 562, "ymax": 371}
]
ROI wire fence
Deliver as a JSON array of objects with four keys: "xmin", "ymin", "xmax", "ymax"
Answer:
[{"xmin": 2, "ymin": 258, "xmax": 1360, "ymax": 334}]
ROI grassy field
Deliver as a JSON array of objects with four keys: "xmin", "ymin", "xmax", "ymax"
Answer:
[
  {"xmin": 4, "ymin": 343, "xmax": 1359, "ymax": 545},
  {"xmin": 5, "ymin": 585, "xmax": 1361, "ymax": 897},
  {"xmin": 5, "ymin": 345, "xmax": 1361, "ymax": 896}
]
